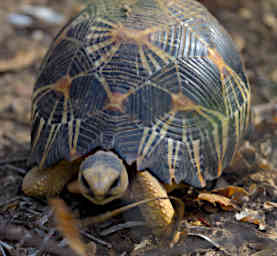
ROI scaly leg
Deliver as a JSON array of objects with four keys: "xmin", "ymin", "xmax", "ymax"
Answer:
[
  {"xmin": 22, "ymin": 160, "xmax": 80, "ymax": 197},
  {"xmin": 131, "ymin": 171, "xmax": 175, "ymax": 237}
]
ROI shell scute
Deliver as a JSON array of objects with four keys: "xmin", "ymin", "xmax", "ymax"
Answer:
[{"xmin": 30, "ymin": 0, "xmax": 251, "ymax": 187}]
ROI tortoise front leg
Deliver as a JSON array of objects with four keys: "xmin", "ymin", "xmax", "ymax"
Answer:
[
  {"xmin": 131, "ymin": 171, "xmax": 175, "ymax": 237},
  {"xmin": 22, "ymin": 160, "xmax": 79, "ymax": 197}
]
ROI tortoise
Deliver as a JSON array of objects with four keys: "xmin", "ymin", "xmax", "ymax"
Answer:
[{"xmin": 22, "ymin": 0, "xmax": 251, "ymax": 236}]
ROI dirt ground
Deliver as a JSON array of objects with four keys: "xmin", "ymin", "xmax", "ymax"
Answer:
[{"xmin": 0, "ymin": 0, "xmax": 277, "ymax": 255}]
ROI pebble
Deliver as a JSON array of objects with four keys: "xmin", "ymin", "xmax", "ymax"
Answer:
[
  {"xmin": 22, "ymin": 5, "xmax": 65, "ymax": 25},
  {"xmin": 239, "ymin": 8, "xmax": 253, "ymax": 20},
  {"xmin": 7, "ymin": 13, "xmax": 33, "ymax": 27}
]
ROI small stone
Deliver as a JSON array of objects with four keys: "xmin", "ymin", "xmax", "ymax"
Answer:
[
  {"xmin": 7, "ymin": 13, "xmax": 33, "ymax": 27},
  {"xmin": 233, "ymin": 35, "xmax": 246, "ymax": 52},
  {"xmin": 22, "ymin": 5, "xmax": 65, "ymax": 25},
  {"xmin": 270, "ymin": 69, "xmax": 277, "ymax": 82},
  {"xmin": 239, "ymin": 8, "xmax": 253, "ymax": 20},
  {"xmin": 263, "ymin": 14, "xmax": 277, "ymax": 30}
]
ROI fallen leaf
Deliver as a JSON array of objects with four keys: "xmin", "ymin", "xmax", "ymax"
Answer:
[
  {"xmin": 197, "ymin": 192, "xmax": 237, "ymax": 210},
  {"xmin": 189, "ymin": 216, "xmax": 211, "ymax": 227},
  {"xmin": 212, "ymin": 186, "xmax": 248, "ymax": 199},
  {"xmin": 264, "ymin": 201, "xmax": 277, "ymax": 210},
  {"xmin": 249, "ymin": 183, "xmax": 257, "ymax": 195},
  {"xmin": 235, "ymin": 208, "xmax": 266, "ymax": 230}
]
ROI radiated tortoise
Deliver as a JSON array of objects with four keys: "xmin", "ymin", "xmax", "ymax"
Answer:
[{"xmin": 22, "ymin": 0, "xmax": 251, "ymax": 236}]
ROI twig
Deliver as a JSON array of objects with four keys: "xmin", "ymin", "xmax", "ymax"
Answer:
[
  {"xmin": 0, "ymin": 157, "xmax": 28, "ymax": 166},
  {"xmin": 0, "ymin": 241, "xmax": 12, "ymax": 256},
  {"xmin": 0, "ymin": 241, "xmax": 13, "ymax": 250},
  {"xmin": 81, "ymin": 231, "xmax": 112, "ymax": 248},
  {"xmin": 188, "ymin": 232, "xmax": 232, "ymax": 256},
  {"xmin": 80, "ymin": 196, "xmax": 183, "ymax": 227},
  {"xmin": 0, "ymin": 223, "xmax": 78, "ymax": 256},
  {"xmin": 99, "ymin": 221, "xmax": 145, "ymax": 236},
  {"xmin": 0, "ymin": 196, "xmax": 22, "ymax": 208},
  {"xmin": 3, "ymin": 164, "xmax": 27, "ymax": 175}
]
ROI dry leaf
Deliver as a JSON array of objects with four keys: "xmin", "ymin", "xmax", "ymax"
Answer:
[
  {"xmin": 197, "ymin": 192, "xmax": 237, "ymax": 210},
  {"xmin": 264, "ymin": 201, "xmax": 277, "ymax": 210},
  {"xmin": 249, "ymin": 183, "xmax": 257, "ymax": 194},
  {"xmin": 235, "ymin": 208, "xmax": 266, "ymax": 230},
  {"xmin": 189, "ymin": 216, "xmax": 211, "ymax": 227},
  {"xmin": 49, "ymin": 198, "xmax": 87, "ymax": 256},
  {"xmin": 212, "ymin": 186, "xmax": 248, "ymax": 199}
]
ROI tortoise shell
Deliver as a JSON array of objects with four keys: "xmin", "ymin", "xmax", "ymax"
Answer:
[{"xmin": 30, "ymin": 0, "xmax": 251, "ymax": 188}]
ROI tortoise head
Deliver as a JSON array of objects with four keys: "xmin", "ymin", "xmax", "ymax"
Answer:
[{"xmin": 78, "ymin": 151, "xmax": 128, "ymax": 205}]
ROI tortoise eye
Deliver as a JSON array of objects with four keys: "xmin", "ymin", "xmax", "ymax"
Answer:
[
  {"xmin": 80, "ymin": 174, "xmax": 91, "ymax": 190},
  {"xmin": 110, "ymin": 177, "xmax": 120, "ymax": 190}
]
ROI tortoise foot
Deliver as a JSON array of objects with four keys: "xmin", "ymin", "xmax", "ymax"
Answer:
[
  {"xmin": 132, "ymin": 171, "xmax": 175, "ymax": 238},
  {"xmin": 22, "ymin": 161, "xmax": 79, "ymax": 197}
]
